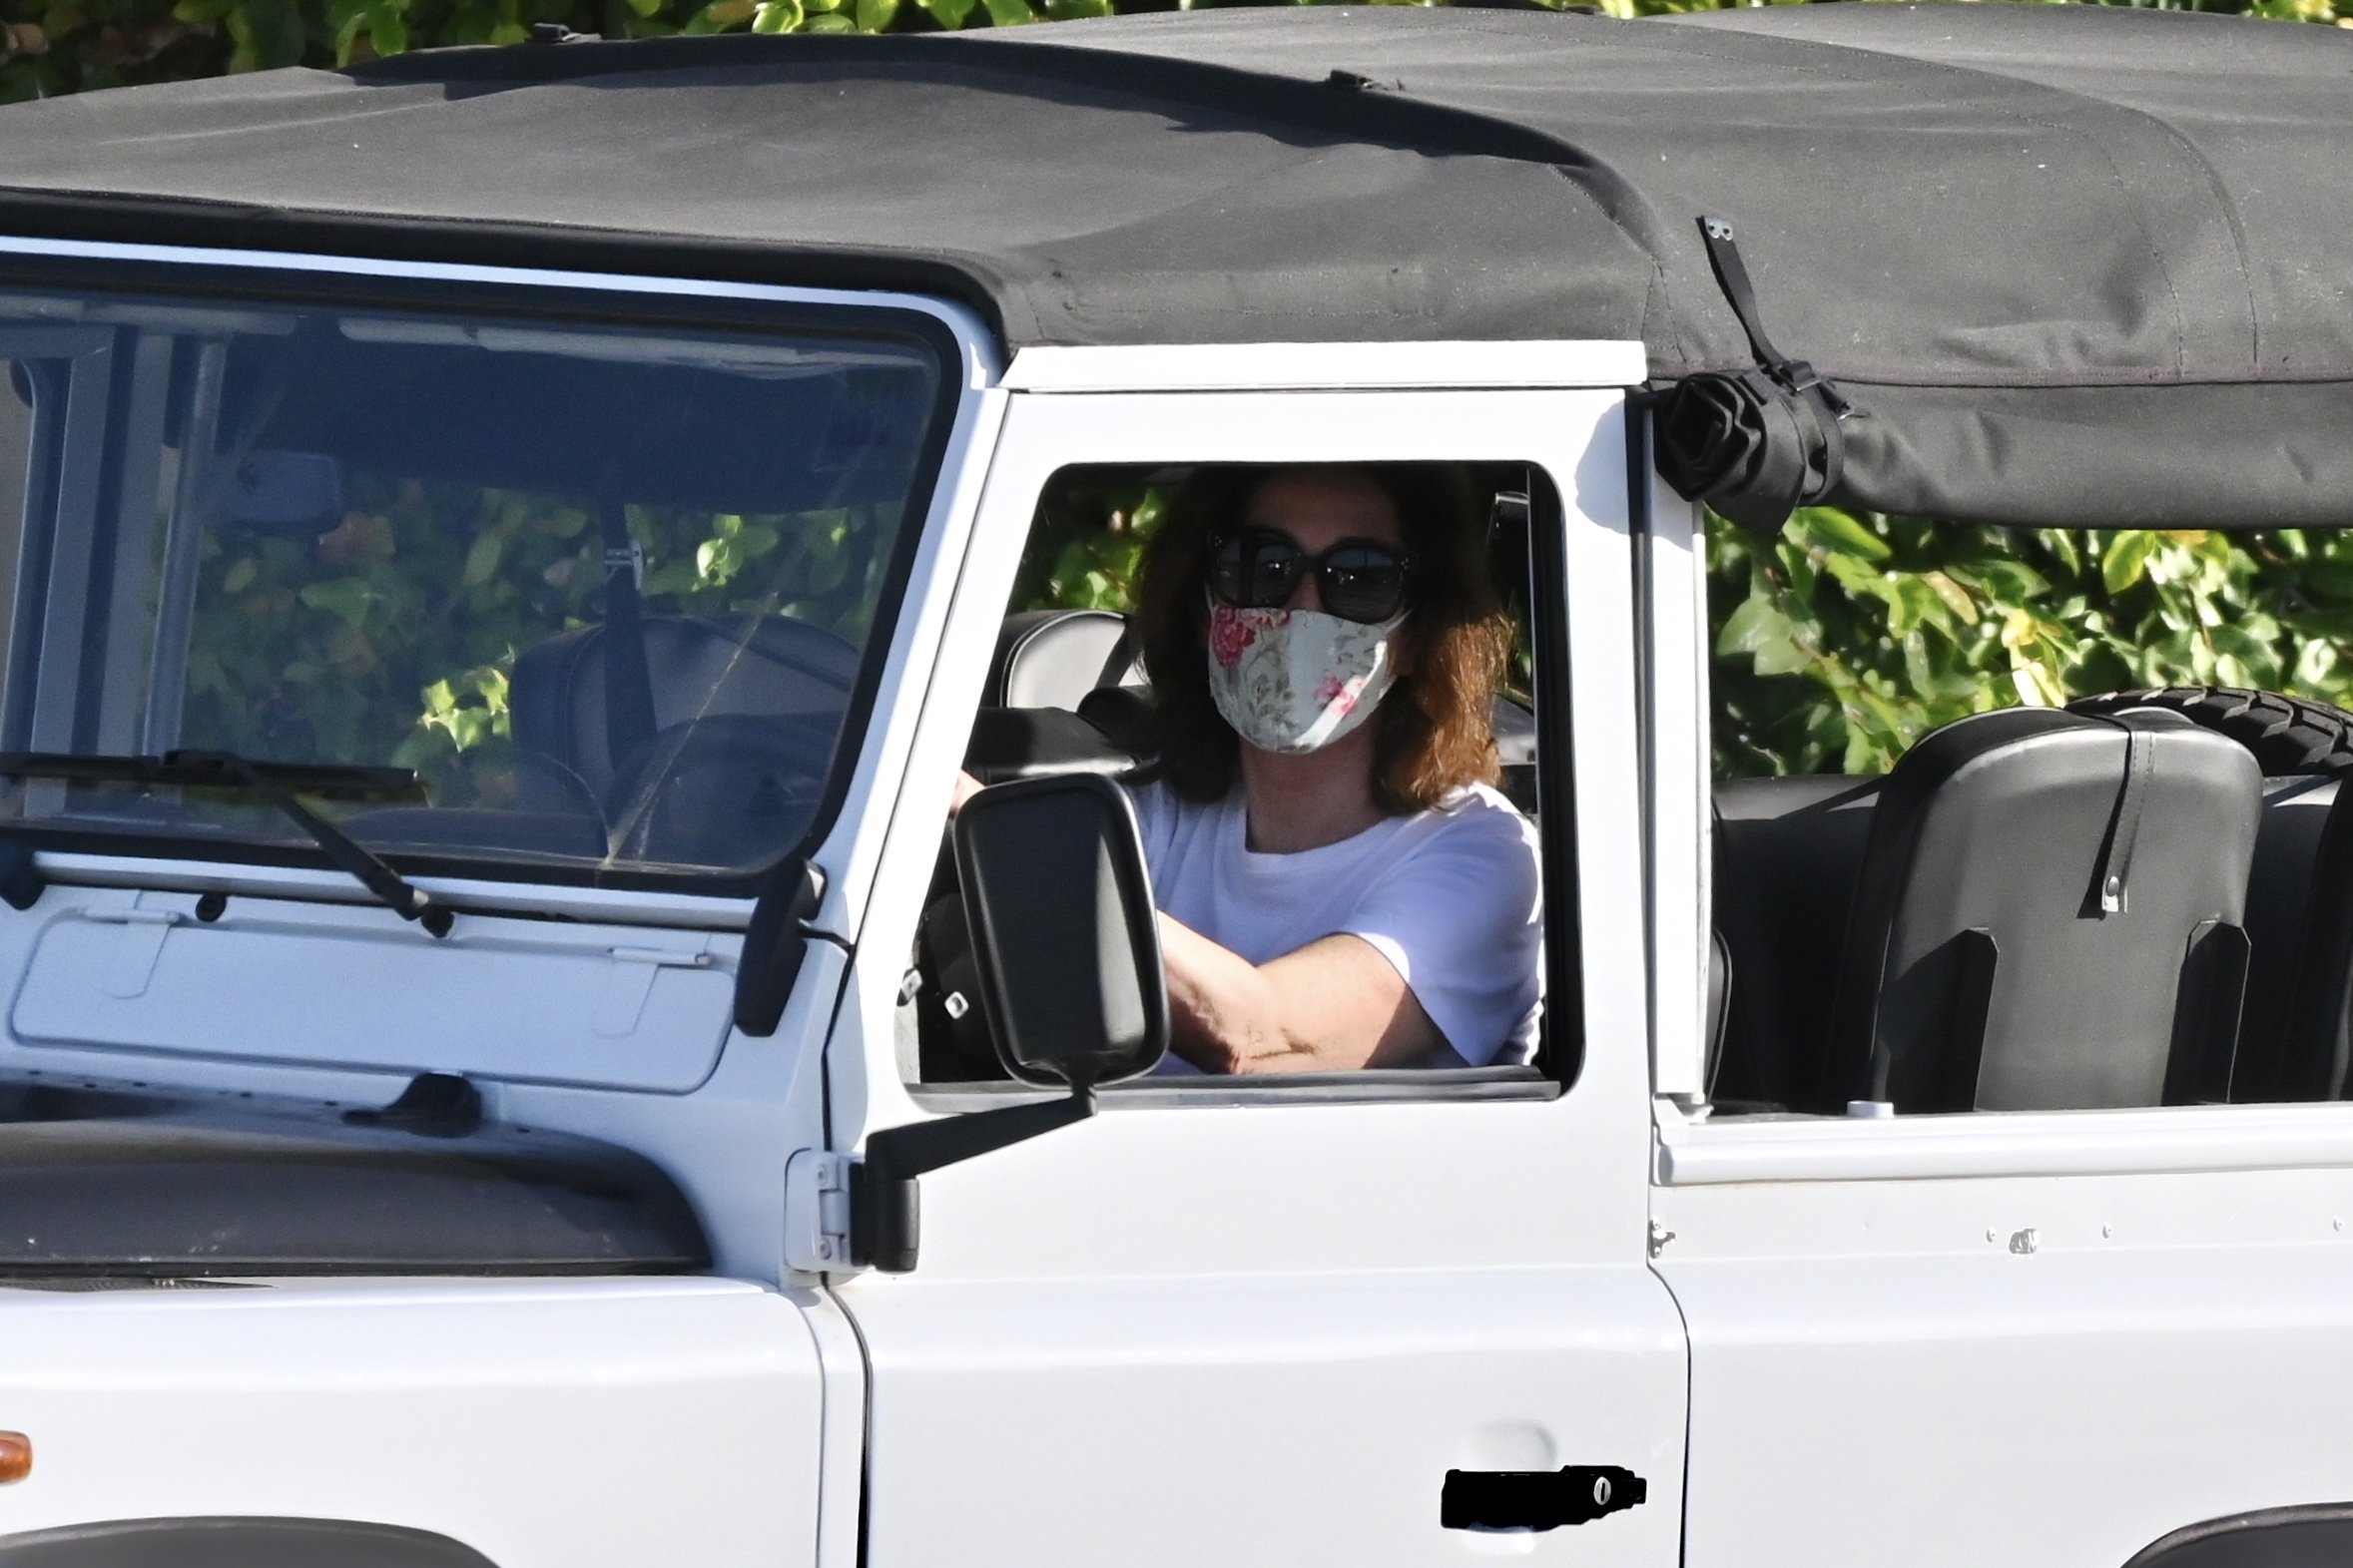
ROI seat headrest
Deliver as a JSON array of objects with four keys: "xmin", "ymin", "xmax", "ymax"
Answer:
[
  {"xmin": 509, "ymin": 613, "xmax": 858, "ymax": 797},
  {"xmin": 1831, "ymin": 707, "xmax": 2260, "ymax": 1112},
  {"xmin": 987, "ymin": 610, "xmax": 1139, "ymax": 711}
]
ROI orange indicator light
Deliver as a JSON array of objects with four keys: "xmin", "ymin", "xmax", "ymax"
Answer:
[{"xmin": 0, "ymin": 1432, "xmax": 28, "ymax": 1483}]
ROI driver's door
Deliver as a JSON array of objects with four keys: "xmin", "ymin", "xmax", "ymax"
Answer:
[{"xmin": 823, "ymin": 359, "xmax": 1689, "ymax": 1567}]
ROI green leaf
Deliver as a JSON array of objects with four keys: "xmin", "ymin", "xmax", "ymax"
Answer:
[
  {"xmin": 978, "ymin": 0, "xmax": 1034, "ymax": 24},
  {"xmin": 1819, "ymin": 552, "xmax": 1889, "ymax": 599},
  {"xmin": 1715, "ymin": 595, "xmax": 1810, "ymax": 676},
  {"xmin": 332, "ymin": 10, "xmax": 369, "ymax": 64},
  {"xmin": 1713, "ymin": 592, "xmax": 1781, "ymax": 658},
  {"xmin": 753, "ymin": 0, "xmax": 800, "ymax": 31},
  {"xmin": 2102, "ymin": 532, "xmax": 2156, "ymax": 594},
  {"xmin": 1793, "ymin": 507, "xmax": 1891, "ymax": 562},
  {"xmin": 855, "ymin": 0, "xmax": 898, "ymax": 28},
  {"xmin": 368, "ymin": 1, "xmax": 409, "ymax": 57},
  {"xmin": 802, "ymin": 11, "xmax": 855, "ymax": 28},
  {"xmin": 1968, "ymin": 558, "xmax": 2049, "ymax": 603},
  {"xmin": 228, "ymin": 0, "xmax": 308, "ymax": 70},
  {"xmin": 444, "ymin": 707, "xmax": 492, "ymax": 750},
  {"xmin": 643, "ymin": 560, "xmax": 699, "ymax": 598},
  {"xmin": 298, "ymin": 577, "xmax": 374, "ymax": 631},
  {"xmin": 2297, "ymin": 640, "xmax": 2339, "ymax": 689},
  {"xmin": 461, "ymin": 531, "xmax": 503, "ymax": 589},
  {"xmin": 1920, "ymin": 570, "xmax": 1979, "ymax": 626},
  {"xmin": 390, "ymin": 728, "xmax": 452, "ymax": 771}
]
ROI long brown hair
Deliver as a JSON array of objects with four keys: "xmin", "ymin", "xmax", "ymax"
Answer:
[{"xmin": 1133, "ymin": 464, "xmax": 1510, "ymax": 814}]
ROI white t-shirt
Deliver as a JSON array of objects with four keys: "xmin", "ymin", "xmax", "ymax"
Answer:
[{"xmin": 1123, "ymin": 779, "xmax": 1543, "ymax": 1072}]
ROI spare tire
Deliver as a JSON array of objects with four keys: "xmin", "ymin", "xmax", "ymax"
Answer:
[{"xmin": 2066, "ymin": 686, "xmax": 2353, "ymax": 775}]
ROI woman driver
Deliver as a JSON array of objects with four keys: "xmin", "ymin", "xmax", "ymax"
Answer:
[{"xmin": 1123, "ymin": 464, "xmax": 1542, "ymax": 1075}]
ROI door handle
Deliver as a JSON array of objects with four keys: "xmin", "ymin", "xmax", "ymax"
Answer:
[{"xmin": 1441, "ymin": 1465, "xmax": 1646, "ymax": 1530}]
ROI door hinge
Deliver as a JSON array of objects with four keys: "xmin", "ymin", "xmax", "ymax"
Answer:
[{"xmin": 784, "ymin": 1149, "xmax": 857, "ymax": 1274}]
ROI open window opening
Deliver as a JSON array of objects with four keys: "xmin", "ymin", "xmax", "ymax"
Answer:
[
  {"xmin": 904, "ymin": 460, "xmax": 1577, "ymax": 1096},
  {"xmin": 1705, "ymin": 511, "xmax": 2353, "ymax": 1118}
]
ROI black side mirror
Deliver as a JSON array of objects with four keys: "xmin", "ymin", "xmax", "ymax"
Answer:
[
  {"xmin": 216, "ymin": 450, "xmax": 345, "ymax": 534},
  {"xmin": 953, "ymin": 773, "xmax": 1167, "ymax": 1088},
  {"xmin": 850, "ymin": 775, "xmax": 1166, "ymax": 1275}
]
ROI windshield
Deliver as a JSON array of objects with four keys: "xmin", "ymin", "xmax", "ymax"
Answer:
[{"xmin": 0, "ymin": 284, "xmax": 945, "ymax": 882}]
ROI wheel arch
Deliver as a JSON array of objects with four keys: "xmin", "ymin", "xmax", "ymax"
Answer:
[
  {"xmin": 2124, "ymin": 1503, "xmax": 2353, "ymax": 1568},
  {"xmin": 0, "ymin": 1517, "xmax": 498, "ymax": 1566}
]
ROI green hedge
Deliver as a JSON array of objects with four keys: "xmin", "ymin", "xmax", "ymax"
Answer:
[{"xmin": 1711, "ymin": 514, "xmax": 2353, "ymax": 778}]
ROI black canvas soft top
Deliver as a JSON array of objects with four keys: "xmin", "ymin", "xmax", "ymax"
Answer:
[{"xmin": 0, "ymin": 3, "xmax": 2348, "ymax": 530}]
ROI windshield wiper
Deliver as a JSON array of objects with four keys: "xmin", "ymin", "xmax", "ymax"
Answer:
[{"xmin": 0, "ymin": 750, "xmax": 453, "ymax": 937}]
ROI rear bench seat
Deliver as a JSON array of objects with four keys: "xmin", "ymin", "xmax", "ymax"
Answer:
[{"xmin": 1714, "ymin": 719, "xmax": 2339, "ymax": 1114}]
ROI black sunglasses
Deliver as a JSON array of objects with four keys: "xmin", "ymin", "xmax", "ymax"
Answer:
[{"xmin": 1206, "ymin": 527, "xmax": 1418, "ymax": 625}]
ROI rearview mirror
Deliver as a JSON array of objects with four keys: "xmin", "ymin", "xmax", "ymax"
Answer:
[
  {"xmin": 952, "ymin": 774, "xmax": 1167, "ymax": 1088},
  {"xmin": 215, "ymin": 450, "xmax": 345, "ymax": 534}
]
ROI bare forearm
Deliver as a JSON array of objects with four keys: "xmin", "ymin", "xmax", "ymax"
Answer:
[
  {"xmin": 1158, "ymin": 913, "xmax": 1445, "ymax": 1074},
  {"xmin": 1160, "ymin": 914, "xmax": 1313, "ymax": 1073}
]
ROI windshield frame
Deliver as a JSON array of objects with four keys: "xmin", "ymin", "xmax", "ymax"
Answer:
[{"xmin": 0, "ymin": 241, "xmax": 981, "ymax": 899}]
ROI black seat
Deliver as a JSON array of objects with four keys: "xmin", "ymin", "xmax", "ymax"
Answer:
[
  {"xmin": 509, "ymin": 613, "xmax": 858, "ymax": 806},
  {"xmin": 507, "ymin": 613, "xmax": 858, "ymax": 862},
  {"xmin": 2265, "ymin": 779, "xmax": 2353, "ymax": 1100},
  {"xmin": 2223, "ymin": 775, "xmax": 2340, "ymax": 1101},
  {"xmin": 1712, "ymin": 776, "xmax": 1883, "ymax": 1112},
  {"xmin": 1827, "ymin": 707, "xmax": 2259, "ymax": 1114}
]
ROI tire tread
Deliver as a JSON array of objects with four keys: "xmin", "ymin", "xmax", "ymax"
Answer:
[{"xmin": 2066, "ymin": 686, "xmax": 2353, "ymax": 775}]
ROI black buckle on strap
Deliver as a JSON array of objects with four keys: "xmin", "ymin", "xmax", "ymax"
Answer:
[{"xmin": 1698, "ymin": 216, "xmax": 1853, "ymax": 415}]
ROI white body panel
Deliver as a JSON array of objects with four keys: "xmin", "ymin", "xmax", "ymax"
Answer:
[
  {"xmin": 827, "ymin": 376, "xmax": 1688, "ymax": 1567},
  {"xmin": 1657, "ymin": 1159, "xmax": 2353, "ymax": 1567},
  {"xmin": 0, "ymin": 1278, "xmax": 828, "ymax": 1567},
  {"xmin": 12, "ymin": 891, "xmax": 733, "ymax": 1092},
  {"xmin": 1639, "ymin": 486, "xmax": 1711, "ymax": 1107}
]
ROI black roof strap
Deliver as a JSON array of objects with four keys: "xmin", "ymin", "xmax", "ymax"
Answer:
[
  {"xmin": 1699, "ymin": 216, "xmax": 1853, "ymax": 425},
  {"xmin": 1650, "ymin": 216, "xmax": 1856, "ymax": 537}
]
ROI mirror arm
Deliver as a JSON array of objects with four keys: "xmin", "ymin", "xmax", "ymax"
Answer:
[
  {"xmin": 850, "ymin": 1083, "xmax": 1099, "ymax": 1274},
  {"xmin": 733, "ymin": 859, "xmax": 826, "ymax": 1037}
]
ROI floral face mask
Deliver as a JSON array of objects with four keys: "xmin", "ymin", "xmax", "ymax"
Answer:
[{"xmin": 1204, "ymin": 599, "xmax": 1408, "ymax": 756}]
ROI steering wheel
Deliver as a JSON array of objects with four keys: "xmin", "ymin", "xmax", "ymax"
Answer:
[{"xmin": 602, "ymin": 714, "xmax": 837, "ymax": 866}]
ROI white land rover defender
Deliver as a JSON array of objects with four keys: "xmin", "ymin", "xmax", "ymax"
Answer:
[{"xmin": 0, "ymin": 5, "xmax": 2348, "ymax": 1565}]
